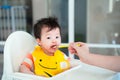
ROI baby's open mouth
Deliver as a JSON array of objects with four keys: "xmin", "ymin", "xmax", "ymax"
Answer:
[{"xmin": 51, "ymin": 45, "xmax": 57, "ymax": 49}]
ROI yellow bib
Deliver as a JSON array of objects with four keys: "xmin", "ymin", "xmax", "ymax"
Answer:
[{"xmin": 32, "ymin": 46, "xmax": 70, "ymax": 77}]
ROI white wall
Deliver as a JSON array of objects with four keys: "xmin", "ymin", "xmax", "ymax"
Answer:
[
  {"xmin": 32, "ymin": 0, "xmax": 48, "ymax": 24},
  {"xmin": 87, "ymin": 0, "xmax": 120, "ymax": 55},
  {"xmin": 87, "ymin": 0, "xmax": 120, "ymax": 44}
]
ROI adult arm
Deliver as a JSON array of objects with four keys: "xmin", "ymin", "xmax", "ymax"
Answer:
[{"xmin": 68, "ymin": 42, "xmax": 120, "ymax": 72}]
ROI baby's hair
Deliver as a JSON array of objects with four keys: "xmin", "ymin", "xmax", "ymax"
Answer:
[{"xmin": 34, "ymin": 17, "xmax": 61, "ymax": 39}]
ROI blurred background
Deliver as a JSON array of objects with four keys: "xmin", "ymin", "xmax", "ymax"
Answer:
[{"xmin": 0, "ymin": 0, "xmax": 120, "ymax": 79}]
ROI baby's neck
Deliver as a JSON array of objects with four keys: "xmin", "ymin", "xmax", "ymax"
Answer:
[{"xmin": 43, "ymin": 50, "xmax": 54, "ymax": 56}]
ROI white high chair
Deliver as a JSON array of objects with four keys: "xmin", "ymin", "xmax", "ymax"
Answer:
[{"xmin": 2, "ymin": 31, "xmax": 117, "ymax": 80}]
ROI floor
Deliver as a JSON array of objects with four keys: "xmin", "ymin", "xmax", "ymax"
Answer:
[{"xmin": 0, "ymin": 54, "xmax": 3, "ymax": 80}]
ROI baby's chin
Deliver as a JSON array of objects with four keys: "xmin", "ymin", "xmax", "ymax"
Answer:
[{"xmin": 50, "ymin": 47, "xmax": 58, "ymax": 52}]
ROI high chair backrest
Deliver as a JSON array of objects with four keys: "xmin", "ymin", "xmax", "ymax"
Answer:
[{"xmin": 3, "ymin": 31, "xmax": 36, "ymax": 74}]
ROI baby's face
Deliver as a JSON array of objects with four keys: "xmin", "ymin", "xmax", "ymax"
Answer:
[{"xmin": 38, "ymin": 26, "xmax": 61, "ymax": 56}]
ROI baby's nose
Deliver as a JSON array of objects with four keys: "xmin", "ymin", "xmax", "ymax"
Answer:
[{"xmin": 52, "ymin": 39, "xmax": 57, "ymax": 43}]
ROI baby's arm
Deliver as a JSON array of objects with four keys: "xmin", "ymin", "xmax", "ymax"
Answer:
[
  {"xmin": 19, "ymin": 53, "xmax": 34, "ymax": 75},
  {"xmin": 63, "ymin": 53, "xmax": 80, "ymax": 68}
]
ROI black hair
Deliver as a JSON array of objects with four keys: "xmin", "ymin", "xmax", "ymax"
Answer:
[{"xmin": 34, "ymin": 17, "xmax": 61, "ymax": 39}]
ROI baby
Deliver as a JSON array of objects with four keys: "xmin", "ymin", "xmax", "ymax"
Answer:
[{"xmin": 20, "ymin": 17, "xmax": 70, "ymax": 77}]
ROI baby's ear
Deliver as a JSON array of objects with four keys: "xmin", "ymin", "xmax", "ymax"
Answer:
[{"xmin": 36, "ymin": 38, "xmax": 41, "ymax": 45}]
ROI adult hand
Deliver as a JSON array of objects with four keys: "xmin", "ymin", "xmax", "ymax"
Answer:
[{"xmin": 68, "ymin": 42, "xmax": 90, "ymax": 60}]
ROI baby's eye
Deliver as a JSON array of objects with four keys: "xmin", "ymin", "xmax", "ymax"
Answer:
[
  {"xmin": 56, "ymin": 36, "xmax": 59, "ymax": 39},
  {"xmin": 47, "ymin": 37, "xmax": 51, "ymax": 39}
]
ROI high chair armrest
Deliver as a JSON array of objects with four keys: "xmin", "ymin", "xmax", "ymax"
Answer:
[{"xmin": 9, "ymin": 72, "xmax": 49, "ymax": 80}]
